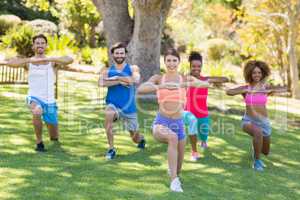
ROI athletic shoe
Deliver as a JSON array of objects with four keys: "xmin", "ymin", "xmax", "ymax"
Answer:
[
  {"xmin": 190, "ymin": 151, "xmax": 200, "ymax": 161},
  {"xmin": 170, "ymin": 177, "xmax": 183, "ymax": 192},
  {"xmin": 105, "ymin": 148, "xmax": 116, "ymax": 160},
  {"xmin": 200, "ymin": 141, "xmax": 208, "ymax": 149},
  {"xmin": 137, "ymin": 138, "xmax": 146, "ymax": 149},
  {"xmin": 253, "ymin": 159, "xmax": 264, "ymax": 172},
  {"xmin": 35, "ymin": 142, "xmax": 46, "ymax": 152}
]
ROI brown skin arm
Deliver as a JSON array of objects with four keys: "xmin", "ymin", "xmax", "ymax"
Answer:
[
  {"xmin": 226, "ymin": 85, "xmax": 248, "ymax": 96},
  {"xmin": 207, "ymin": 76, "xmax": 229, "ymax": 84}
]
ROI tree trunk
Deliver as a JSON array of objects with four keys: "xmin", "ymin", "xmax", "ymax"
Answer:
[
  {"xmin": 128, "ymin": 0, "xmax": 173, "ymax": 81},
  {"xmin": 92, "ymin": 0, "xmax": 173, "ymax": 81},
  {"xmin": 287, "ymin": 3, "xmax": 300, "ymax": 99},
  {"xmin": 92, "ymin": 0, "xmax": 133, "ymax": 49}
]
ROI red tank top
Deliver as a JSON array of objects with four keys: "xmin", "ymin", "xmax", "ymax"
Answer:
[{"xmin": 185, "ymin": 76, "xmax": 209, "ymax": 118}]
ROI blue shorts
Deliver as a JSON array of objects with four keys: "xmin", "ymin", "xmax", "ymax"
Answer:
[
  {"xmin": 153, "ymin": 113, "xmax": 185, "ymax": 141},
  {"xmin": 242, "ymin": 115, "xmax": 271, "ymax": 137},
  {"xmin": 26, "ymin": 96, "xmax": 58, "ymax": 126}
]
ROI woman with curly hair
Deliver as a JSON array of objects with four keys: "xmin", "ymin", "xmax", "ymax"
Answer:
[{"xmin": 226, "ymin": 60, "xmax": 286, "ymax": 171}]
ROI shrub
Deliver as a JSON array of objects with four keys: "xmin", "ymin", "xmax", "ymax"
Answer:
[
  {"xmin": 27, "ymin": 19, "xmax": 58, "ymax": 35},
  {"xmin": 0, "ymin": 14, "xmax": 22, "ymax": 35},
  {"xmin": 46, "ymin": 34, "xmax": 77, "ymax": 57},
  {"xmin": 81, "ymin": 46, "xmax": 93, "ymax": 64},
  {"xmin": 1, "ymin": 24, "xmax": 35, "ymax": 57}
]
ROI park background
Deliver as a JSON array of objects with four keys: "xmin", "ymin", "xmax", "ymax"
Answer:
[{"xmin": 0, "ymin": 0, "xmax": 300, "ymax": 200}]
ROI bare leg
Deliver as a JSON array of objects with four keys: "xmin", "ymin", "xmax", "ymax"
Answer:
[
  {"xmin": 153, "ymin": 125, "xmax": 179, "ymax": 181},
  {"xmin": 262, "ymin": 136, "xmax": 270, "ymax": 156},
  {"xmin": 30, "ymin": 102, "xmax": 43, "ymax": 144},
  {"xmin": 243, "ymin": 123, "xmax": 263, "ymax": 160},
  {"xmin": 177, "ymin": 139, "xmax": 186, "ymax": 176},
  {"xmin": 47, "ymin": 124, "xmax": 59, "ymax": 141},
  {"xmin": 130, "ymin": 131, "xmax": 143, "ymax": 143},
  {"xmin": 104, "ymin": 107, "xmax": 117, "ymax": 149},
  {"xmin": 189, "ymin": 135, "xmax": 197, "ymax": 152}
]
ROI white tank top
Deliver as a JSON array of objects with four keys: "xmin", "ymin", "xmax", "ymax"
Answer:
[{"xmin": 28, "ymin": 62, "xmax": 56, "ymax": 103}]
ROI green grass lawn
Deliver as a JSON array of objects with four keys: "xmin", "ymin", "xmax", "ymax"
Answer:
[{"xmin": 0, "ymin": 72, "xmax": 300, "ymax": 200}]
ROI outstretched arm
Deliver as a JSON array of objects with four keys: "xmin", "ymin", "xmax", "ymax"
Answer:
[
  {"xmin": 1, "ymin": 57, "xmax": 32, "ymax": 68},
  {"xmin": 226, "ymin": 85, "xmax": 248, "ymax": 96},
  {"xmin": 47, "ymin": 56, "xmax": 73, "ymax": 66},
  {"xmin": 207, "ymin": 76, "xmax": 229, "ymax": 84},
  {"xmin": 180, "ymin": 75, "xmax": 209, "ymax": 88},
  {"xmin": 265, "ymin": 85, "xmax": 288, "ymax": 95},
  {"xmin": 137, "ymin": 75, "xmax": 160, "ymax": 94}
]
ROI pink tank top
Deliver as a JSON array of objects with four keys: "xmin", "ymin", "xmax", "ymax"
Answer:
[
  {"xmin": 185, "ymin": 76, "xmax": 209, "ymax": 118},
  {"xmin": 244, "ymin": 85, "xmax": 268, "ymax": 106},
  {"xmin": 157, "ymin": 75, "xmax": 186, "ymax": 104}
]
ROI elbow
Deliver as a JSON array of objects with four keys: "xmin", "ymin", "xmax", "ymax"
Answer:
[
  {"xmin": 225, "ymin": 90, "xmax": 232, "ymax": 96},
  {"xmin": 223, "ymin": 77, "xmax": 230, "ymax": 83},
  {"xmin": 66, "ymin": 57, "xmax": 74, "ymax": 65}
]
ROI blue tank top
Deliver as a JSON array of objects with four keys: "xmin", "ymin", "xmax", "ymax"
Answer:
[{"xmin": 105, "ymin": 63, "xmax": 137, "ymax": 114}]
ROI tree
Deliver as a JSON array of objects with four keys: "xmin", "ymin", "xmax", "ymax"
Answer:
[
  {"xmin": 92, "ymin": 0, "xmax": 173, "ymax": 81},
  {"xmin": 238, "ymin": 0, "xmax": 300, "ymax": 99},
  {"xmin": 0, "ymin": 0, "xmax": 58, "ymax": 21}
]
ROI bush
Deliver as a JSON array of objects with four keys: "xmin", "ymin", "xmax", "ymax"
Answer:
[
  {"xmin": 91, "ymin": 47, "xmax": 108, "ymax": 67},
  {"xmin": 0, "ymin": 14, "xmax": 22, "ymax": 35},
  {"xmin": 81, "ymin": 47, "xmax": 93, "ymax": 64},
  {"xmin": 204, "ymin": 61, "xmax": 235, "ymax": 82},
  {"xmin": 1, "ymin": 24, "xmax": 35, "ymax": 57},
  {"xmin": 46, "ymin": 34, "xmax": 77, "ymax": 57},
  {"xmin": 206, "ymin": 39, "xmax": 228, "ymax": 61},
  {"xmin": 27, "ymin": 19, "xmax": 58, "ymax": 35}
]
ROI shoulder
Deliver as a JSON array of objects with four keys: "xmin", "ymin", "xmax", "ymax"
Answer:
[
  {"xmin": 100, "ymin": 67, "xmax": 109, "ymax": 75},
  {"xmin": 130, "ymin": 64, "xmax": 139, "ymax": 71}
]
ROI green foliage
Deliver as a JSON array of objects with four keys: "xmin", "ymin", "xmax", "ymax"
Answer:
[
  {"xmin": 178, "ymin": 61, "xmax": 190, "ymax": 75},
  {"xmin": 201, "ymin": 0, "xmax": 242, "ymax": 9},
  {"xmin": 81, "ymin": 46, "xmax": 93, "ymax": 64},
  {"xmin": 78, "ymin": 46, "xmax": 109, "ymax": 66},
  {"xmin": 61, "ymin": 0, "xmax": 101, "ymax": 47},
  {"xmin": 1, "ymin": 24, "xmax": 35, "ymax": 56},
  {"xmin": 0, "ymin": 0, "xmax": 58, "ymax": 22},
  {"xmin": 46, "ymin": 34, "xmax": 77, "ymax": 56},
  {"xmin": 206, "ymin": 39, "xmax": 228, "ymax": 61},
  {"xmin": 205, "ymin": 61, "xmax": 235, "ymax": 81},
  {"xmin": 0, "ymin": 14, "xmax": 22, "ymax": 35},
  {"xmin": 90, "ymin": 47, "xmax": 109, "ymax": 67}
]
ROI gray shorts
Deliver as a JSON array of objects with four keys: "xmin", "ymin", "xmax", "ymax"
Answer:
[
  {"xmin": 107, "ymin": 104, "xmax": 139, "ymax": 132},
  {"xmin": 241, "ymin": 115, "xmax": 271, "ymax": 137}
]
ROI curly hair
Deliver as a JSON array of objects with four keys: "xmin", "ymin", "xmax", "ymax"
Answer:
[
  {"xmin": 243, "ymin": 60, "xmax": 271, "ymax": 83},
  {"xmin": 188, "ymin": 51, "xmax": 202, "ymax": 64}
]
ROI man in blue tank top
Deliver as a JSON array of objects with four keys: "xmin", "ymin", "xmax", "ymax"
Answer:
[{"xmin": 99, "ymin": 42, "xmax": 146, "ymax": 160}]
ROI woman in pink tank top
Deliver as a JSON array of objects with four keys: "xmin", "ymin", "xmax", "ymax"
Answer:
[
  {"xmin": 184, "ymin": 52, "xmax": 229, "ymax": 161},
  {"xmin": 226, "ymin": 60, "xmax": 286, "ymax": 171}
]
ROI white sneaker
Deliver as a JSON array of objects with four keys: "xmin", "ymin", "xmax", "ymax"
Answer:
[{"xmin": 170, "ymin": 177, "xmax": 183, "ymax": 192}]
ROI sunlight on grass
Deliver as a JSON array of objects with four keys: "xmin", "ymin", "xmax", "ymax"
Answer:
[{"xmin": 1, "ymin": 72, "xmax": 300, "ymax": 200}]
